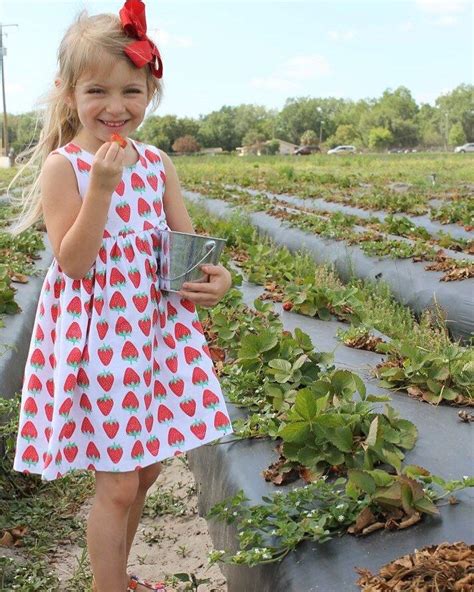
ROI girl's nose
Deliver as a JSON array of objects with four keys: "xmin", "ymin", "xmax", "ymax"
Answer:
[{"xmin": 106, "ymin": 97, "xmax": 126, "ymax": 115}]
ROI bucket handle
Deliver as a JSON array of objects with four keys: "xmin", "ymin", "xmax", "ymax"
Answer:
[{"xmin": 159, "ymin": 240, "xmax": 217, "ymax": 282}]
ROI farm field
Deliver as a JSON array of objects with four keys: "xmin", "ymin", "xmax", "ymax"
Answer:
[{"xmin": 1, "ymin": 153, "xmax": 473, "ymax": 591}]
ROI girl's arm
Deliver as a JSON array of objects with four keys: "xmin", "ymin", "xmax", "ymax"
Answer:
[
  {"xmin": 42, "ymin": 143, "xmax": 123, "ymax": 279},
  {"xmin": 159, "ymin": 149, "xmax": 232, "ymax": 306}
]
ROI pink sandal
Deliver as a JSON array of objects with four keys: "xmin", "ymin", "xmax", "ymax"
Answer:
[{"xmin": 128, "ymin": 574, "xmax": 167, "ymax": 591}]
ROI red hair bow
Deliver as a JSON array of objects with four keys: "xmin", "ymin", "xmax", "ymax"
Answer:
[{"xmin": 119, "ymin": 0, "xmax": 163, "ymax": 78}]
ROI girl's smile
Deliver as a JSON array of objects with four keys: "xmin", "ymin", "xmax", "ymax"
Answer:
[{"xmin": 69, "ymin": 57, "xmax": 149, "ymax": 153}]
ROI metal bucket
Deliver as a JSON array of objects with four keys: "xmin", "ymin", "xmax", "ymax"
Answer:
[{"xmin": 158, "ymin": 230, "xmax": 227, "ymax": 292}]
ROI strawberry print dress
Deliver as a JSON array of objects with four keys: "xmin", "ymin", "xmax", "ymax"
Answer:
[{"xmin": 13, "ymin": 138, "xmax": 233, "ymax": 481}]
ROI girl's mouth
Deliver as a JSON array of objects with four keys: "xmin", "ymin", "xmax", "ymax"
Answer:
[{"xmin": 99, "ymin": 120, "xmax": 128, "ymax": 128}]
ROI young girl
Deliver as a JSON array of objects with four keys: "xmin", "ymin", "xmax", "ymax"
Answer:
[{"xmin": 10, "ymin": 2, "xmax": 233, "ymax": 590}]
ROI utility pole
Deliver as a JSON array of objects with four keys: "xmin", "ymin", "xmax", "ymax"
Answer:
[{"xmin": 0, "ymin": 23, "xmax": 19, "ymax": 156}]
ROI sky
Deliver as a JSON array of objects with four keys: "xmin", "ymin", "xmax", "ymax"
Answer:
[{"xmin": 1, "ymin": 0, "xmax": 473, "ymax": 120}]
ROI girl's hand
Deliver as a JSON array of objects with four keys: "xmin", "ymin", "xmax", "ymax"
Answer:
[
  {"xmin": 178, "ymin": 264, "xmax": 232, "ymax": 307},
  {"xmin": 89, "ymin": 141, "xmax": 125, "ymax": 195}
]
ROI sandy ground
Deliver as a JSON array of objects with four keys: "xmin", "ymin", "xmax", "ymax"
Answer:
[{"xmin": 53, "ymin": 455, "xmax": 227, "ymax": 591}]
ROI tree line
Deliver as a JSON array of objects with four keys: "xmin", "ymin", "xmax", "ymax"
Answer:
[{"xmin": 6, "ymin": 84, "xmax": 473, "ymax": 155}]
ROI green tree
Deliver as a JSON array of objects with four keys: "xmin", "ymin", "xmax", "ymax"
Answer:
[
  {"xmin": 172, "ymin": 135, "xmax": 201, "ymax": 153},
  {"xmin": 448, "ymin": 122, "xmax": 466, "ymax": 146},
  {"xmin": 300, "ymin": 129, "xmax": 318, "ymax": 146},
  {"xmin": 197, "ymin": 106, "xmax": 240, "ymax": 151},
  {"xmin": 137, "ymin": 115, "xmax": 199, "ymax": 152},
  {"xmin": 326, "ymin": 124, "xmax": 360, "ymax": 148},
  {"xmin": 368, "ymin": 127, "xmax": 393, "ymax": 151}
]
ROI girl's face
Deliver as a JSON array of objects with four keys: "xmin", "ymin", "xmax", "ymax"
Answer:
[{"xmin": 69, "ymin": 57, "xmax": 150, "ymax": 150}]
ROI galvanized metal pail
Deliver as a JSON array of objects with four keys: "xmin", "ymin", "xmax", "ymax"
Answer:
[{"xmin": 158, "ymin": 230, "xmax": 227, "ymax": 292}]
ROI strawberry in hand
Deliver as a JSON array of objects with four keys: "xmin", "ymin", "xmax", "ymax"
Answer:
[{"xmin": 110, "ymin": 133, "xmax": 127, "ymax": 148}]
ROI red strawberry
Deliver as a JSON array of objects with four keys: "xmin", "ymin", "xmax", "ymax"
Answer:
[
  {"xmin": 64, "ymin": 442, "xmax": 78, "ymax": 463},
  {"xmin": 110, "ymin": 132, "xmax": 127, "ymax": 148},
  {"xmin": 96, "ymin": 270, "xmax": 107, "ymax": 289},
  {"xmin": 128, "ymin": 267, "xmax": 141, "ymax": 288},
  {"xmin": 94, "ymin": 295, "xmax": 105, "ymax": 316},
  {"xmin": 175, "ymin": 322, "xmax": 192, "ymax": 343},
  {"xmin": 202, "ymin": 389, "xmax": 220, "ymax": 410},
  {"xmin": 123, "ymin": 368, "xmax": 140, "ymax": 390},
  {"xmin": 60, "ymin": 419, "xmax": 76, "ymax": 440},
  {"xmin": 145, "ymin": 413, "xmax": 154, "ymax": 432},
  {"xmin": 86, "ymin": 442, "xmax": 101, "ymax": 461},
  {"xmin": 110, "ymin": 267, "xmax": 126, "ymax": 288},
  {"xmin": 192, "ymin": 319, "xmax": 204, "ymax": 335},
  {"xmin": 122, "ymin": 341, "xmax": 139, "ymax": 363},
  {"xmin": 142, "ymin": 340, "xmax": 152, "ymax": 360},
  {"xmin": 81, "ymin": 417, "xmax": 95, "ymax": 436},
  {"xmin": 138, "ymin": 197, "xmax": 151, "ymax": 217},
  {"xmin": 96, "ymin": 319, "xmax": 109, "ymax": 340},
  {"xmin": 97, "ymin": 394, "xmax": 114, "ymax": 416},
  {"xmin": 24, "ymin": 397, "xmax": 37, "ymax": 417},
  {"xmin": 65, "ymin": 143, "xmax": 82, "ymax": 154},
  {"xmin": 154, "ymin": 380, "xmax": 166, "ymax": 400},
  {"xmin": 131, "ymin": 440, "xmax": 144, "ymax": 460},
  {"xmin": 66, "ymin": 321, "xmax": 82, "ymax": 344},
  {"xmin": 63, "ymin": 374, "xmax": 77, "ymax": 394},
  {"xmin": 80, "ymin": 393, "xmax": 92, "ymax": 413},
  {"xmin": 124, "ymin": 241, "xmax": 135, "ymax": 263},
  {"xmin": 145, "ymin": 148, "xmax": 161, "ymax": 164},
  {"xmin": 98, "ymin": 246, "xmax": 107, "ymax": 264},
  {"xmin": 146, "ymin": 436, "xmax": 160, "ymax": 456},
  {"xmin": 157, "ymin": 404, "xmax": 173, "ymax": 424},
  {"xmin": 59, "ymin": 397, "xmax": 73, "ymax": 417},
  {"xmin": 31, "ymin": 348, "xmax": 45, "ymax": 370},
  {"xmin": 132, "ymin": 292, "xmax": 148, "ymax": 313},
  {"xmin": 165, "ymin": 353, "xmax": 178, "ymax": 373},
  {"xmin": 22, "ymin": 445, "xmax": 39, "ymax": 466},
  {"xmin": 180, "ymin": 298, "xmax": 196, "ymax": 313},
  {"xmin": 27, "ymin": 374, "xmax": 42, "ymax": 394},
  {"xmin": 116, "ymin": 201, "xmax": 131, "ymax": 222},
  {"xmin": 107, "ymin": 443, "xmax": 123, "ymax": 464},
  {"xmin": 126, "ymin": 416, "xmax": 142, "ymax": 438},
  {"xmin": 192, "ymin": 367, "xmax": 208, "ymax": 386},
  {"xmin": 184, "ymin": 346, "xmax": 201, "ymax": 365},
  {"xmin": 51, "ymin": 303, "xmax": 59, "ymax": 323},
  {"xmin": 44, "ymin": 403, "xmax": 53, "ymax": 422},
  {"xmin": 110, "ymin": 291, "xmax": 126, "ymax": 312},
  {"xmin": 144, "ymin": 390, "xmax": 152, "ymax": 410},
  {"xmin": 169, "ymin": 377, "xmax": 184, "ymax": 397},
  {"xmin": 110, "ymin": 243, "xmax": 122, "ymax": 262},
  {"xmin": 46, "ymin": 379, "xmax": 55, "ymax": 397},
  {"xmin": 66, "ymin": 296, "xmax": 82, "ymax": 317},
  {"xmin": 21, "ymin": 420, "xmax": 38, "ymax": 442},
  {"xmin": 190, "ymin": 419, "xmax": 207, "ymax": 440},
  {"xmin": 97, "ymin": 371, "xmax": 114, "ymax": 392},
  {"xmin": 122, "ymin": 390, "xmax": 139, "ymax": 412},
  {"xmin": 103, "ymin": 419, "xmax": 119, "ymax": 439},
  {"xmin": 214, "ymin": 411, "xmax": 231, "ymax": 432},
  {"xmin": 77, "ymin": 367, "xmax": 90, "ymax": 389},
  {"xmin": 77, "ymin": 158, "xmax": 91, "ymax": 173},
  {"xmin": 143, "ymin": 366, "xmax": 152, "ymax": 387},
  {"xmin": 180, "ymin": 398, "xmax": 196, "ymax": 417},
  {"xmin": 67, "ymin": 347, "xmax": 82, "ymax": 369},
  {"xmin": 34, "ymin": 324, "xmax": 45, "ymax": 344},
  {"xmin": 168, "ymin": 427, "xmax": 185, "ymax": 447},
  {"xmin": 115, "ymin": 179, "xmax": 125, "ymax": 197},
  {"xmin": 163, "ymin": 332, "xmax": 176, "ymax": 349},
  {"xmin": 115, "ymin": 316, "xmax": 132, "ymax": 339},
  {"xmin": 131, "ymin": 172, "xmax": 146, "ymax": 194},
  {"xmin": 167, "ymin": 302, "xmax": 178, "ymax": 321},
  {"xmin": 147, "ymin": 172, "xmax": 158, "ymax": 191},
  {"xmin": 152, "ymin": 199, "xmax": 162, "ymax": 217},
  {"xmin": 138, "ymin": 315, "xmax": 151, "ymax": 336},
  {"xmin": 98, "ymin": 345, "xmax": 113, "ymax": 366}
]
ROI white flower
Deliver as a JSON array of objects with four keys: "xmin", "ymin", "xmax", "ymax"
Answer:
[{"xmin": 338, "ymin": 515, "xmax": 345, "ymax": 521}]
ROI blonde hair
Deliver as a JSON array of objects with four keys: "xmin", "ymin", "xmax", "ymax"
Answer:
[{"xmin": 7, "ymin": 9, "xmax": 163, "ymax": 236}]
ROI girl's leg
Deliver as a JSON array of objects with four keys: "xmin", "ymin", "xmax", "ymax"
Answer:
[
  {"xmin": 88, "ymin": 470, "xmax": 140, "ymax": 592},
  {"xmin": 125, "ymin": 462, "xmax": 162, "ymax": 561}
]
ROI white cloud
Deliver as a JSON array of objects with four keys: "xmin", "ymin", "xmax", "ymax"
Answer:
[
  {"xmin": 415, "ymin": 0, "xmax": 467, "ymax": 15},
  {"xmin": 433, "ymin": 15, "xmax": 459, "ymax": 26},
  {"xmin": 251, "ymin": 54, "xmax": 330, "ymax": 93},
  {"xmin": 150, "ymin": 29, "xmax": 193, "ymax": 49},
  {"xmin": 399, "ymin": 20, "xmax": 415, "ymax": 32},
  {"xmin": 6, "ymin": 82, "xmax": 25, "ymax": 94},
  {"xmin": 328, "ymin": 30, "xmax": 356, "ymax": 42}
]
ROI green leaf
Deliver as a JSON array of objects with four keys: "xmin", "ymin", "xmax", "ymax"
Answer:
[
  {"xmin": 268, "ymin": 359, "xmax": 292, "ymax": 373},
  {"xmin": 348, "ymin": 469, "xmax": 376, "ymax": 494},
  {"xmin": 380, "ymin": 447, "xmax": 402, "ymax": 472},
  {"xmin": 368, "ymin": 469, "xmax": 394, "ymax": 487},
  {"xmin": 294, "ymin": 388, "xmax": 318, "ymax": 421},
  {"xmin": 278, "ymin": 422, "xmax": 310, "ymax": 444},
  {"xmin": 328, "ymin": 426, "xmax": 353, "ymax": 452},
  {"xmin": 365, "ymin": 417, "xmax": 379, "ymax": 448},
  {"xmin": 414, "ymin": 496, "xmax": 439, "ymax": 516},
  {"xmin": 238, "ymin": 330, "xmax": 278, "ymax": 360}
]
